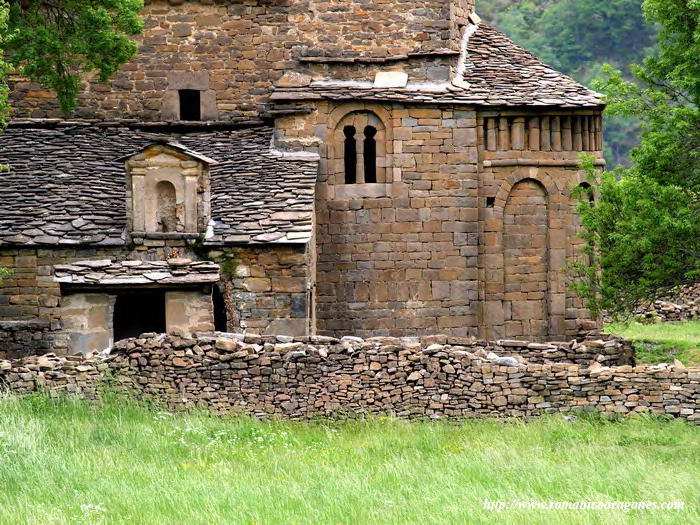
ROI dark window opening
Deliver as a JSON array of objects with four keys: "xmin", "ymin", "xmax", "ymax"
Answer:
[
  {"xmin": 113, "ymin": 290, "xmax": 166, "ymax": 341},
  {"xmin": 344, "ymin": 125, "xmax": 356, "ymax": 184},
  {"xmin": 486, "ymin": 196, "xmax": 496, "ymax": 207},
  {"xmin": 213, "ymin": 284, "xmax": 228, "ymax": 332},
  {"xmin": 579, "ymin": 182, "xmax": 595, "ymax": 204},
  {"xmin": 179, "ymin": 89, "xmax": 201, "ymax": 121},
  {"xmin": 363, "ymin": 126, "xmax": 377, "ymax": 183}
]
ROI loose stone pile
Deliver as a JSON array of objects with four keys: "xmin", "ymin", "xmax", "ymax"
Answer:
[
  {"xmin": 634, "ymin": 284, "xmax": 700, "ymax": 323},
  {"xmin": 1, "ymin": 334, "xmax": 696, "ymax": 423}
]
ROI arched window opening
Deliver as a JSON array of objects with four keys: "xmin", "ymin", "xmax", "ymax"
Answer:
[
  {"xmin": 333, "ymin": 111, "xmax": 388, "ymax": 186},
  {"xmin": 156, "ymin": 181, "xmax": 178, "ymax": 233},
  {"xmin": 344, "ymin": 125, "xmax": 357, "ymax": 184},
  {"xmin": 363, "ymin": 126, "xmax": 377, "ymax": 183}
]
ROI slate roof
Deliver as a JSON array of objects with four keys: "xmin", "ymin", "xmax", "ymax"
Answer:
[
  {"xmin": 0, "ymin": 124, "xmax": 318, "ymax": 247},
  {"xmin": 272, "ymin": 24, "xmax": 603, "ymax": 108}
]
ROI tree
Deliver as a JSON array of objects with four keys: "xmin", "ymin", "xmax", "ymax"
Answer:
[
  {"xmin": 572, "ymin": 0, "xmax": 700, "ymax": 318},
  {"xmin": 0, "ymin": 0, "xmax": 143, "ymax": 277},
  {"xmin": 0, "ymin": 0, "xmax": 142, "ymax": 122}
]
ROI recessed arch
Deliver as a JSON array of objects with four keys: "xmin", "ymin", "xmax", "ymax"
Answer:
[
  {"xmin": 503, "ymin": 178, "xmax": 549, "ymax": 339},
  {"xmin": 494, "ymin": 168, "xmax": 559, "ymax": 208},
  {"xmin": 155, "ymin": 180, "xmax": 179, "ymax": 233}
]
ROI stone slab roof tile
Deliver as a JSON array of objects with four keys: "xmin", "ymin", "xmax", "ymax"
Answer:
[
  {"xmin": 0, "ymin": 125, "xmax": 318, "ymax": 247},
  {"xmin": 54, "ymin": 258, "xmax": 221, "ymax": 286},
  {"xmin": 273, "ymin": 24, "xmax": 603, "ymax": 108}
]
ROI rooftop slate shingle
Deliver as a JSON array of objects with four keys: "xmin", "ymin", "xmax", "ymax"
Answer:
[
  {"xmin": 272, "ymin": 24, "xmax": 603, "ymax": 108},
  {"xmin": 0, "ymin": 125, "xmax": 318, "ymax": 247}
]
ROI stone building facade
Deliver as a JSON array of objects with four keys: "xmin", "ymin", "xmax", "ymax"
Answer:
[{"xmin": 0, "ymin": 0, "xmax": 604, "ymax": 357}]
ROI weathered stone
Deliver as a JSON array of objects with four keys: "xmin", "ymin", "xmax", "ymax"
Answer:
[
  {"xmin": 0, "ymin": 334, "xmax": 692, "ymax": 423},
  {"xmin": 0, "ymin": 0, "xmax": 609, "ymax": 350},
  {"xmin": 495, "ymin": 357, "xmax": 519, "ymax": 367}
]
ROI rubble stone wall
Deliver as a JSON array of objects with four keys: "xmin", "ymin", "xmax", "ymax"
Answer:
[
  {"xmin": 0, "ymin": 248, "xmax": 119, "ymax": 321},
  {"xmin": 0, "ymin": 244, "xmax": 313, "ymax": 356},
  {"xmin": 634, "ymin": 284, "xmax": 700, "ymax": 323},
  {"xmin": 1, "ymin": 334, "xmax": 696, "ymax": 424},
  {"xmin": 0, "ymin": 320, "xmax": 57, "ymax": 360},
  {"xmin": 8, "ymin": 0, "xmax": 474, "ymax": 120}
]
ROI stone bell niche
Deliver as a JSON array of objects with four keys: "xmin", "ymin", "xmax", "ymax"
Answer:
[{"xmin": 122, "ymin": 143, "xmax": 216, "ymax": 235}]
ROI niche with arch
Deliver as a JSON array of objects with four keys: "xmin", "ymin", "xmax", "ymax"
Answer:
[
  {"xmin": 122, "ymin": 143, "xmax": 216, "ymax": 235},
  {"xmin": 156, "ymin": 180, "xmax": 179, "ymax": 233}
]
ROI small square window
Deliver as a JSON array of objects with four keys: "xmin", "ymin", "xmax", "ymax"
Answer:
[
  {"xmin": 179, "ymin": 89, "xmax": 201, "ymax": 121},
  {"xmin": 486, "ymin": 197, "xmax": 496, "ymax": 208}
]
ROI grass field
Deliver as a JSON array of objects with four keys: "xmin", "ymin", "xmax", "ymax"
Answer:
[
  {"xmin": 606, "ymin": 321, "xmax": 700, "ymax": 367},
  {"xmin": 0, "ymin": 394, "xmax": 697, "ymax": 524}
]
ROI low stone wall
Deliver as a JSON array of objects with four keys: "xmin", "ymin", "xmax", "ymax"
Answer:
[
  {"xmin": 0, "ymin": 320, "xmax": 60, "ymax": 359},
  {"xmin": 1, "ymin": 334, "xmax": 696, "ymax": 423}
]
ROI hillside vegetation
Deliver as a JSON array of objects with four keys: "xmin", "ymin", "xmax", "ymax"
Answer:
[{"xmin": 479, "ymin": 0, "xmax": 657, "ymax": 166}]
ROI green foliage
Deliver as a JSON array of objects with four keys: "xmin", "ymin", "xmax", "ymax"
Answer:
[
  {"xmin": 0, "ymin": 0, "xmax": 143, "ymax": 115},
  {"xmin": 0, "ymin": 2, "xmax": 13, "ymax": 127},
  {"xmin": 573, "ymin": 0, "xmax": 700, "ymax": 317},
  {"xmin": 218, "ymin": 257, "xmax": 239, "ymax": 279},
  {"xmin": 480, "ymin": 0, "xmax": 657, "ymax": 166},
  {"xmin": 0, "ymin": 394, "xmax": 697, "ymax": 524}
]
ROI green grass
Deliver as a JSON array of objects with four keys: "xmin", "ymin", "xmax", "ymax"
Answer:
[
  {"xmin": 606, "ymin": 321, "xmax": 700, "ymax": 367},
  {"xmin": 0, "ymin": 395, "xmax": 697, "ymax": 524}
]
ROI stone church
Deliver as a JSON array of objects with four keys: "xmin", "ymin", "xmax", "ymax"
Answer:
[{"xmin": 0, "ymin": 0, "xmax": 604, "ymax": 358}]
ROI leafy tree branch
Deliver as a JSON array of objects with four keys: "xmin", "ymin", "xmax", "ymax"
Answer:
[
  {"xmin": 572, "ymin": 0, "xmax": 700, "ymax": 318},
  {"xmin": 0, "ymin": 0, "xmax": 143, "ymax": 115}
]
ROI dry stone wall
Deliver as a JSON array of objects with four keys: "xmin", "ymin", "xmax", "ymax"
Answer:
[
  {"xmin": 2, "ymin": 333, "xmax": 695, "ymax": 424},
  {"xmin": 0, "ymin": 320, "xmax": 58, "ymax": 360}
]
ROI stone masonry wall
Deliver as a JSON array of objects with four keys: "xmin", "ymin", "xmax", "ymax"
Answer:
[
  {"xmin": 312, "ymin": 101, "xmax": 482, "ymax": 338},
  {"xmin": 0, "ymin": 247, "xmax": 122, "ymax": 320},
  {"xmin": 477, "ymin": 110, "xmax": 605, "ymax": 341},
  {"xmin": 8, "ymin": 0, "xmax": 473, "ymax": 121},
  {"xmin": 0, "ymin": 243, "xmax": 313, "ymax": 356},
  {"xmin": 209, "ymin": 245, "xmax": 312, "ymax": 337},
  {"xmin": 0, "ymin": 334, "xmax": 696, "ymax": 424},
  {"xmin": 0, "ymin": 320, "xmax": 58, "ymax": 360},
  {"xmin": 273, "ymin": 99, "xmax": 604, "ymax": 340}
]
